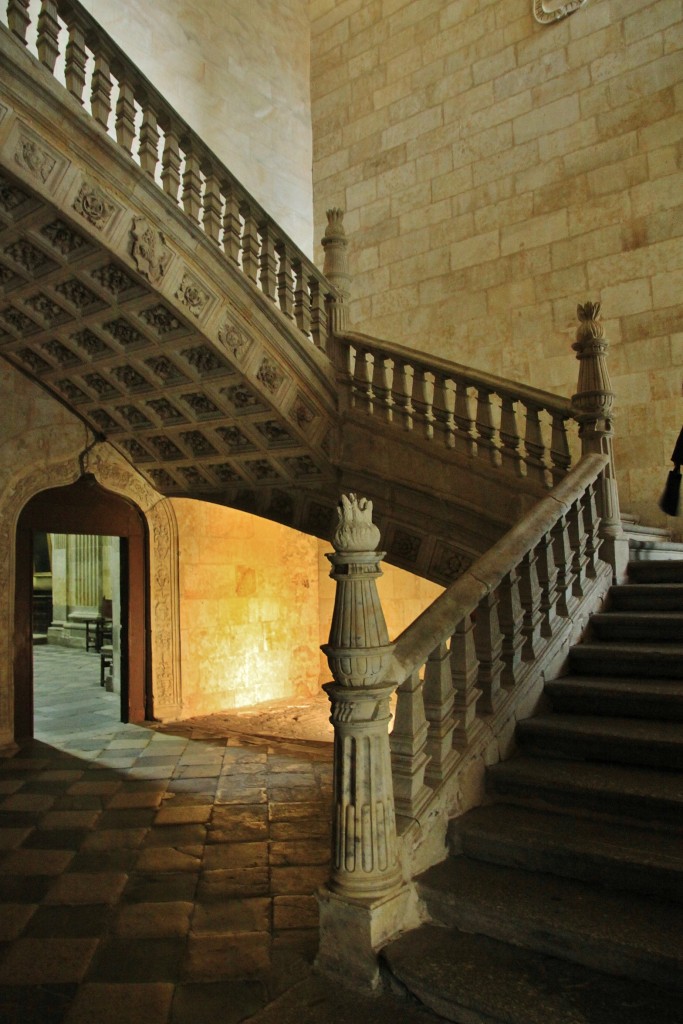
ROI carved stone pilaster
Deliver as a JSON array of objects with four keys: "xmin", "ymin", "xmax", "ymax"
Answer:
[
  {"xmin": 322, "ymin": 208, "xmax": 351, "ymax": 335},
  {"xmin": 321, "ymin": 494, "xmax": 399, "ymax": 900},
  {"xmin": 571, "ymin": 302, "xmax": 628, "ymax": 581}
]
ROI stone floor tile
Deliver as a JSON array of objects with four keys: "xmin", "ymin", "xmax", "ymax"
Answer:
[
  {"xmin": 45, "ymin": 871, "xmax": 128, "ymax": 905},
  {"xmin": 39, "ymin": 810, "xmax": 101, "ymax": 830},
  {"xmin": 107, "ymin": 789, "xmax": 165, "ymax": 809},
  {"xmin": 208, "ymin": 805, "xmax": 269, "ymax": 842},
  {"xmin": 269, "ymin": 840, "xmax": 330, "ymax": 866},
  {"xmin": 96, "ymin": 808, "xmax": 158, "ymax": 829},
  {"xmin": 0, "ymin": 937, "xmax": 99, "ymax": 984},
  {"xmin": 272, "ymin": 895, "xmax": 319, "ymax": 930},
  {"xmin": 0, "ymin": 902, "xmax": 37, "ymax": 940},
  {"xmin": 0, "ymin": 826, "xmax": 32, "ymax": 849},
  {"xmin": 214, "ymin": 782, "xmax": 267, "ymax": 805},
  {"xmin": 266, "ymin": 785, "xmax": 321, "ymax": 802},
  {"xmin": 0, "ymin": 982, "xmax": 78, "ymax": 1024},
  {"xmin": 202, "ymin": 841, "xmax": 268, "ymax": 871},
  {"xmin": 23, "ymin": 828, "xmax": 88, "ymax": 850},
  {"xmin": 135, "ymin": 847, "xmax": 203, "ymax": 873},
  {"xmin": 269, "ymin": 865, "xmax": 330, "ymax": 895},
  {"xmin": 183, "ymin": 932, "xmax": 270, "ymax": 981},
  {"xmin": 0, "ymin": 874, "xmax": 53, "ymax": 903},
  {"xmin": 170, "ymin": 979, "xmax": 265, "ymax": 1024},
  {"xmin": 0, "ymin": 780, "xmax": 25, "ymax": 794},
  {"xmin": 221, "ymin": 761, "xmax": 268, "ymax": 777},
  {"xmin": 197, "ymin": 867, "xmax": 270, "ymax": 900},
  {"xmin": 191, "ymin": 896, "xmax": 271, "ymax": 934},
  {"xmin": 155, "ymin": 804, "xmax": 211, "ymax": 825},
  {"xmin": 122, "ymin": 871, "xmax": 198, "ymax": 905},
  {"xmin": 66, "ymin": 781, "xmax": 122, "ymax": 797},
  {"xmin": 0, "ymin": 848, "xmax": 75, "ymax": 875},
  {"xmin": 64, "ymin": 982, "xmax": 174, "ymax": 1024},
  {"xmin": 267, "ymin": 800, "xmax": 329, "ymax": 822},
  {"xmin": 270, "ymin": 818, "xmax": 331, "ymax": 841},
  {"xmin": 113, "ymin": 900, "xmax": 193, "ymax": 938},
  {"xmin": 0, "ymin": 792, "xmax": 56, "ymax": 813},
  {"xmin": 23, "ymin": 903, "xmax": 113, "ymax": 938},
  {"xmin": 142, "ymin": 823, "xmax": 207, "ymax": 847},
  {"xmin": 68, "ymin": 850, "xmax": 139, "ymax": 873},
  {"xmin": 80, "ymin": 827, "xmax": 148, "ymax": 851},
  {"xmin": 85, "ymin": 938, "xmax": 186, "ymax": 982}
]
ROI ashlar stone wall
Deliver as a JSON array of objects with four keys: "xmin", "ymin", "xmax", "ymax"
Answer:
[{"xmin": 310, "ymin": 0, "xmax": 683, "ymax": 528}]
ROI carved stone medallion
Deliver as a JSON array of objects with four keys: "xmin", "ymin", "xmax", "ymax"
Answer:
[
  {"xmin": 73, "ymin": 181, "xmax": 116, "ymax": 231},
  {"xmin": 130, "ymin": 217, "xmax": 172, "ymax": 285}
]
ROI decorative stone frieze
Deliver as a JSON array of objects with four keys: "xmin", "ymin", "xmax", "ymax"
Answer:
[{"xmin": 130, "ymin": 216, "xmax": 172, "ymax": 285}]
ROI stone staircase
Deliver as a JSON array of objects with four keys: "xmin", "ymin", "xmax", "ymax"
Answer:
[{"xmin": 382, "ymin": 559, "xmax": 683, "ymax": 1024}]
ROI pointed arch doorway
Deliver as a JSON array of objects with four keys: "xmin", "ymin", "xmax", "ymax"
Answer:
[{"xmin": 15, "ymin": 475, "xmax": 148, "ymax": 740}]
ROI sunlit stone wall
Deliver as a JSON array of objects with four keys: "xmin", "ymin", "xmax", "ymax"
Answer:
[
  {"xmin": 79, "ymin": 0, "xmax": 314, "ymax": 253},
  {"xmin": 310, "ymin": 0, "xmax": 683, "ymax": 529}
]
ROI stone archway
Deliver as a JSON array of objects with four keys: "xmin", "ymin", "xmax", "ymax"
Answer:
[{"xmin": 0, "ymin": 442, "xmax": 182, "ymax": 748}]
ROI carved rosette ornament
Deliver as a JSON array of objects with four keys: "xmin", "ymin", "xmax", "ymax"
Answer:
[
  {"xmin": 321, "ymin": 494, "xmax": 401, "ymax": 900},
  {"xmin": 131, "ymin": 217, "xmax": 172, "ymax": 285},
  {"xmin": 533, "ymin": 0, "xmax": 588, "ymax": 24},
  {"xmin": 14, "ymin": 135, "xmax": 55, "ymax": 182},
  {"xmin": 73, "ymin": 181, "xmax": 115, "ymax": 231},
  {"xmin": 175, "ymin": 274, "xmax": 209, "ymax": 317}
]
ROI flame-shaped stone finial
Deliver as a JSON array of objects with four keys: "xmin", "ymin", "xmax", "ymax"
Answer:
[{"xmin": 333, "ymin": 493, "xmax": 380, "ymax": 553}]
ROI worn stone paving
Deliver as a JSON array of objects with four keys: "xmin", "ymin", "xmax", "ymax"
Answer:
[{"xmin": 0, "ymin": 646, "xmax": 334, "ymax": 1023}]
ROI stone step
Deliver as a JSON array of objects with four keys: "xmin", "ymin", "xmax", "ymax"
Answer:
[
  {"xmin": 546, "ymin": 676, "xmax": 683, "ymax": 720},
  {"xmin": 589, "ymin": 611, "xmax": 683, "ymax": 643},
  {"xmin": 609, "ymin": 582, "xmax": 683, "ymax": 611},
  {"xmin": 451, "ymin": 804, "xmax": 683, "ymax": 901},
  {"xmin": 629, "ymin": 539, "xmax": 683, "ymax": 560},
  {"xmin": 628, "ymin": 560, "xmax": 683, "ymax": 584},
  {"xmin": 569, "ymin": 642, "xmax": 683, "ymax": 678},
  {"xmin": 487, "ymin": 756, "xmax": 683, "ymax": 830},
  {"xmin": 414, "ymin": 857, "xmax": 683, "ymax": 989},
  {"xmin": 382, "ymin": 925, "xmax": 682, "ymax": 1024},
  {"xmin": 517, "ymin": 714, "xmax": 683, "ymax": 770}
]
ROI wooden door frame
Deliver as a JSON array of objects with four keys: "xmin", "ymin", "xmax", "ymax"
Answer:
[{"xmin": 15, "ymin": 475, "xmax": 149, "ymax": 739}]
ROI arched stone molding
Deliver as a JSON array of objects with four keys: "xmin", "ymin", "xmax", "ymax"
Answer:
[
  {"xmin": 0, "ymin": 442, "xmax": 182, "ymax": 748},
  {"xmin": 533, "ymin": 0, "xmax": 588, "ymax": 24}
]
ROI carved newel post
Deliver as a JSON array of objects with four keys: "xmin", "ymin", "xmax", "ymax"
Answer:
[
  {"xmin": 317, "ymin": 495, "xmax": 414, "ymax": 988},
  {"xmin": 321, "ymin": 208, "xmax": 351, "ymax": 335},
  {"xmin": 571, "ymin": 302, "xmax": 628, "ymax": 581}
]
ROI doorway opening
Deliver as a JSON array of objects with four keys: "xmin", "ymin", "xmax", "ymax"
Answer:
[{"xmin": 15, "ymin": 475, "xmax": 149, "ymax": 740}]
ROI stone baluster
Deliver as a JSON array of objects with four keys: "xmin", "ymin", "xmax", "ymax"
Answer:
[
  {"xmin": 63, "ymin": 12, "xmax": 87, "ymax": 104},
  {"xmin": 181, "ymin": 140, "xmax": 203, "ymax": 225},
  {"xmin": 451, "ymin": 614, "xmax": 481, "ymax": 749},
  {"xmin": 518, "ymin": 548, "xmax": 543, "ymax": 661},
  {"xmin": 551, "ymin": 512, "xmax": 574, "ymax": 618},
  {"xmin": 422, "ymin": 641, "xmax": 458, "ymax": 787},
  {"xmin": 222, "ymin": 185, "xmax": 242, "ymax": 266},
  {"xmin": 535, "ymin": 528, "xmax": 560, "ymax": 637},
  {"xmin": 160, "ymin": 118, "xmax": 182, "ymax": 201},
  {"xmin": 293, "ymin": 258, "xmax": 312, "ymax": 337},
  {"xmin": 7, "ymin": 0, "xmax": 31, "ymax": 45},
  {"xmin": 474, "ymin": 387, "xmax": 497, "ymax": 463},
  {"xmin": 275, "ymin": 241, "xmax": 295, "ymax": 320},
  {"xmin": 432, "ymin": 373, "xmax": 455, "ymax": 448},
  {"xmin": 391, "ymin": 359, "xmax": 413, "ymax": 431},
  {"xmin": 371, "ymin": 351, "xmax": 392, "ymax": 424},
  {"xmin": 499, "ymin": 395, "xmax": 524, "ymax": 477},
  {"xmin": 523, "ymin": 403, "xmax": 547, "ymax": 485},
  {"xmin": 202, "ymin": 167, "xmax": 223, "ymax": 245},
  {"xmin": 322, "ymin": 208, "xmax": 351, "ymax": 335},
  {"xmin": 114, "ymin": 70, "xmax": 137, "ymax": 155},
  {"xmin": 37, "ymin": 0, "xmax": 60, "ymax": 72},
  {"xmin": 473, "ymin": 590, "xmax": 504, "ymax": 713},
  {"xmin": 411, "ymin": 364, "xmax": 433, "ymax": 440},
  {"xmin": 137, "ymin": 101, "xmax": 159, "ymax": 177},
  {"xmin": 568, "ymin": 498, "xmax": 589, "ymax": 598},
  {"xmin": 90, "ymin": 44, "xmax": 112, "ymax": 130},
  {"xmin": 550, "ymin": 412, "xmax": 571, "ymax": 483},
  {"xmin": 453, "ymin": 379, "xmax": 476, "ymax": 456},
  {"xmin": 258, "ymin": 221, "xmax": 278, "ymax": 302},
  {"xmin": 240, "ymin": 204, "xmax": 260, "ymax": 283},
  {"xmin": 309, "ymin": 275, "xmax": 328, "ymax": 350},
  {"xmin": 352, "ymin": 348, "xmax": 372, "ymax": 414},
  {"xmin": 498, "ymin": 568, "xmax": 525, "ymax": 688},
  {"xmin": 571, "ymin": 301, "xmax": 628, "ymax": 581},
  {"xmin": 390, "ymin": 669, "xmax": 431, "ymax": 819},
  {"xmin": 320, "ymin": 493, "xmax": 400, "ymax": 900},
  {"xmin": 582, "ymin": 478, "xmax": 601, "ymax": 579}
]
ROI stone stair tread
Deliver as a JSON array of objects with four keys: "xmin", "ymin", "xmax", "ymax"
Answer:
[
  {"xmin": 383, "ymin": 924, "xmax": 682, "ymax": 1024},
  {"xmin": 549, "ymin": 675, "xmax": 683, "ymax": 695},
  {"xmin": 571, "ymin": 642, "xmax": 683, "ymax": 656},
  {"xmin": 488, "ymin": 755, "xmax": 683, "ymax": 818},
  {"xmin": 609, "ymin": 582, "xmax": 683, "ymax": 607},
  {"xmin": 628, "ymin": 560, "xmax": 683, "ymax": 583},
  {"xmin": 454, "ymin": 803, "xmax": 683, "ymax": 880},
  {"xmin": 416, "ymin": 857, "xmax": 683, "ymax": 985},
  {"xmin": 519, "ymin": 713, "xmax": 683, "ymax": 743}
]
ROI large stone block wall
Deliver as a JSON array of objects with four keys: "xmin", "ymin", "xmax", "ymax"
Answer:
[
  {"xmin": 78, "ymin": 0, "xmax": 314, "ymax": 253},
  {"xmin": 310, "ymin": 0, "xmax": 683, "ymax": 528}
]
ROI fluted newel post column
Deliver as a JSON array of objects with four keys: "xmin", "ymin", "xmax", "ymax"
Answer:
[
  {"xmin": 570, "ymin": 302, "xmax": 628, "ymax": 582},
  {"xmin": 322, "ymin": 208, "xmax": 351, "ymax": 336},
  {"xmin": 317, "ymin": 494, "xmax": 417, "ymax": 989}
]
